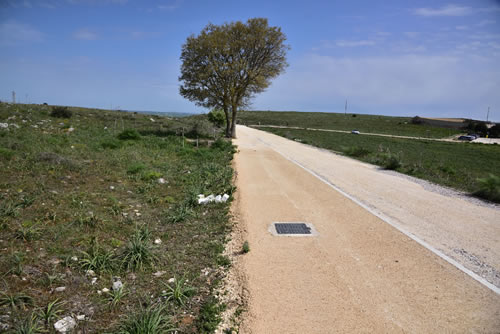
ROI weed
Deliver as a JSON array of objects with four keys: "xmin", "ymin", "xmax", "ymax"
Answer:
[
  {"xmin": 142, "ymin": 171, "xmax": 162, "ymax": 181},
  {"xmin": 119, "ymin": 229, "xmax": 157, "ymax": 271},
  {"xmin": 50, "ymin": 106, "xmax": 72, "ymax": 118},
  {"xmin": 127, "ymin": 163, "xmax": 146, "ymax": 174},
  {"xmin": 0, "ymin": 291, "xmax": 33, "ymax": 309},
  {"xmin": 117, "ymin": 304, "xmax": 176, "ymax": 334},
  {"xmin": 100, "ymin": 138, "xmax": 122, "ymax": 149},
  {"xmin": 161, "ymin": 277, "xmax": 196, "ymax": 306},
  {"xmin": 167, "ymin": 204, "xmax": 192, "ymax": 224},
  {"xmin": 14, "ymin": 313, "xmax": 43, "ymax": 334},
  {"xmin": 374, "ymin": 152, "xmax": 402, "ymax": 170},
  {"xmin": 74, "ymin": 213, "xmax": 100, "ymax": 228},
  {"xmin": 118, "ymin": 129, "xmax": 141, "ymax": 140},
  {"xmin": 242, "ymin": 241, "xmax": 250, "ymax": 254},
  {"xmin": 37, "ymin": 298, "xmax": 65, "ymax": 328},
  {"xmin": 0, "ymin": 201, "xmax": 19, "ymax": 218},
  {"xmin": 105, "ymin": 285, "xmax": 128, "ymax": 309},
  {"xmin": 0, "ymin": 147, "xmax": 15, "ymax": 160},
  {"xmin": 79, "ymin": 238, "xmax": 115, "ymax": 273},
  {"xmin": 216, "ymin": 255, "xmax": 231, "ymax": 267},
  {"xmin": 474, "ymin": 174, "xmax": 500, "ymax": 202},
  {"xmin": 13, "ymin": 221, "xmax": 41, "ymax": 241},
  {"xmin": 197, "ymin": 297, "xmax": 225, "ymax": 333},
  {"xmin": 18, "ymin": 195, "xmax": 36, "ymax": 208}
]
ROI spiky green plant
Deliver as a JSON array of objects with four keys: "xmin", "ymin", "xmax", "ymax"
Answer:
[
  {"xmin": 161, "ymin": 277, "xmax": 196, "ymax": 306},
  {"xmin": 118, "ymin": 304, "xmax": 176, "ymax": 334}
]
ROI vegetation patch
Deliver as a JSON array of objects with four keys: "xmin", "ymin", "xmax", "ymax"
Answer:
[{"xmin": 0, "ymin": 102, "xmax": 235, "ymax": 332}]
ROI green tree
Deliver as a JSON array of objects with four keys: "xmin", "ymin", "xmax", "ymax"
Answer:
[
  {"xmin": 207, "ymin": 109, "xmax": 226, "ymax": 128},
  {"xmin": 179, "ymin": 18, "xmax": 289, "ymax": 138}
]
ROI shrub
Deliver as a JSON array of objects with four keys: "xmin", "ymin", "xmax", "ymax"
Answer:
[
  {"xmin": 207, "ymin": 109, "xmax": 226, "ymax": 128},
  {"xmin": 118, "ymin": 129, "xmax": 141, "ymax": 140},
  {"xmin": 50, "ymin": 106, "xmax": 72, "ymax": 118},
  {"xmin": 375, "ymin": 153, "xmax": 401, "ymax": 170},
  {"xmin": 0, "ymin": 147, "xmax": 14, "ymax": 160},
  {"xmin": 342, "ymin": 146, "xmax": 370, "ymax": 157},
  {"xmin": 197, "ymin": 297, "xmax": 225, "ymax": 333},
  {"xmin": 100, "ymin": 138, "xmax": 122, "ymax": 149},
  {"xmin": 127, "ymin": 163, "xmax": 146, "ymax": 174},
  {"xmin": 411, "ymin": 116, "xmax": 424, "ymax": 125},
  {"xmin": 474, "ymin": 174, "xmax": 500, "ymax": 203}
]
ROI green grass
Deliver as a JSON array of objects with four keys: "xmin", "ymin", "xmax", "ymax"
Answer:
[
  {"xmin": 0, "ymin": 102, "xmax": 234, "ymax": 332},
  {"xmin": 238, "ymin": 110, "xmax": 462, "ymax": 138},
  {"xmin": 262, "ymin": 127, "xmax": 500, "ymax": 202}
]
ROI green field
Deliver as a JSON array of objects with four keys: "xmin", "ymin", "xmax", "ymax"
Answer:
[
  {"xmin": 0, "ymin": 103, "xmax": 237, "ymax": 332},
  {"xmin": 238, "ymin": 111, "xmax": 462, "ymax": 138},
  {"xmin": 260, "ymin": 126, "xmax": 500, "ymax": 202}
]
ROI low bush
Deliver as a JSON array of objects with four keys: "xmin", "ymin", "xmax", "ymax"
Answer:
[
  {"xmin": 118, "ymin": 129, "xmax": 141, "ymax": 140},
  {"xmin": 474, "ymin": 174, "xmax": 500, "ymax": 203},
  {"xmin": 342, "ymin": 146, "xmax": 370, "ymax": 157},
  {"xmin": 50, "ymin": 106, "xmax": 72, "ymax": 118}
]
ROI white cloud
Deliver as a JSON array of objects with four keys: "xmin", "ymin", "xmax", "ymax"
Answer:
[
  {"xmin": 73, "ymin": 28, "xmax": 98, "ymax": 40},
  {"xmin": 455, "ymin": 25, "xmax": 469, "ymax": 30},
  {"xmin": 404, "ymin": 32, "xmax": 419, "ymax": 38},
  {"xmin": 0, "ymin": 20, "xmax": 44, "ymax": 45},
  {"xmin": 336, "ymin": 40, "xmax": 375, "ymax": 47},
  {"xmin": 158, "ymin": 0, "xmax": 183, "ymax": 11},
  {"xmin": 414, "ymin": 4, "xmax": 473, "ymax": 17},
  {"xmin": 477, "ymin": 19, "xmax": 496, "ymax": 27}
]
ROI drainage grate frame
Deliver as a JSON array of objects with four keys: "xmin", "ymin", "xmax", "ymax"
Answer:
[{"xmin": 269, "ymin": 222, "xmax": 318, "ymax": 237}]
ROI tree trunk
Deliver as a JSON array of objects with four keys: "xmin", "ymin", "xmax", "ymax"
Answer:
[
  {"xmin": 223, "ymin": 106, "xmax": 231, "ymax": 138},
  {"xmin": 231, "ymin": 105, "xmax": 238, "ymax": 138}
]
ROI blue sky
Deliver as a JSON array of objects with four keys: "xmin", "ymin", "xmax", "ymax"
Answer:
[{"xmin": 1, "ymin": 0, "xmax": 499, "ymax": 120}]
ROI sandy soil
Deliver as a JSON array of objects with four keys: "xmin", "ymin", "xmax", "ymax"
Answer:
[{"xmin": 233, "ymin": 125, "xmax": 500, "ymax": 333}]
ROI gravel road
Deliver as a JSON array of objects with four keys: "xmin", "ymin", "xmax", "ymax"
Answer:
[{"xmin": 233, "ymin": 125, "xmax": 500, "ymax": 333}]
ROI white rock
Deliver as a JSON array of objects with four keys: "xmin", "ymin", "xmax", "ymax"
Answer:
[
  {"xmin": 76, "ymin": 314, "xmax": 85, "ymax": 321},
  {"xmin": 214, "ymin": 195, "xmax": 222, "ymax": 203},
  {"xmin": 149, "ymin": 118, "xmax": 155, "ymax": 122},
  {"xmin": 85, "ymin": 269, "xmax": 96, "ymax": 277},
  {"xmin": 71, "ymin": 256, "xmax": 78, "ymax": 261},
  {"xmin": 154, "ymin": 238, "xmax": 162, "ymax": 245},
  {"xmin": 0, "ymin": 123, "xmax": 8, "ymax": 129},
  {"xmin": 109, "ymin": 186, "xmax": 115, "ymax": 190},
  {"xmin": 104, "ymin": 126, "xmax": 108, "ymax": 129},
  {"xmin": 97, "ymin": 290, "xmax": 102, "ymax": 295},
  {"xmin": 55, "ymin": 287, "xmax": 66, "ymax": 292},
  {"xmin": 102, "ymin": 288, "xmax": 109, "ymax": 293},
  {"xmin": 168, "ymin": 277, "xmax": 175, "ymax": 283},
  {"xmin": 67, "ymin": 127, "xmax": 75, "ymax": 132},
  {"xmin": 54, "ymin": 316, "xmax": 76, "ymax": 333},
  {"xmin": 112, "ymin": 280, "xmax": 123, "ymax": 291},
  {"xmin": 91, "ymin": 277, "xmax": 97, "ymax": 285},
  {"xmin": 153, "ymin": 271, "xmax": 166, "ymax": 277},
  {"xmin": 157, "ymin": 178, "xmax": 166, "ymax": 184},
  {"xmin": 9, "ymin": 123, "xmax": 19, "ymax": 129},
  {"xmin": 222, "ymin": 194, "xmax": 230, "ymax": 202},
  {"xmin": 135, "ymin": 212, "xmax": 141, "ymax": 217}
]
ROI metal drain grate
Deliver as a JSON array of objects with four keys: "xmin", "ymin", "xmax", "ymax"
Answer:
[{"xmin": 275, "ymin": 223, "xmax": 311, "ymax": 235}]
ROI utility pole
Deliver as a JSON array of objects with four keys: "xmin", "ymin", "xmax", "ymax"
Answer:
[
  {"xmin": 486, "ymin": 106, "xmax": 490, "ymax": 123},
  {"xmin": 12, "ymin": 91, "xmax": 16, "ymax": 104},
  {"xmin": 345, "ymin": 99, "xmax": 347, "ymax": 115}
]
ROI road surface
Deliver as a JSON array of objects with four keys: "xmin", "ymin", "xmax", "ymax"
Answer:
[{"xmin": 233, "ymin": 125, "xmax": 500, "ymax": 333}]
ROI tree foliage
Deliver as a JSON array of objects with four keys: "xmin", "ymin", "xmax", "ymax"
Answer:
[{"xmin": 179, "ymin": 18, "xmax": 289, "ymax": 138}]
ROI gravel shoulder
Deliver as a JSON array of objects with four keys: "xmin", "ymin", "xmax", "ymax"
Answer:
[{"xmin": 233, "ymin": 125, "xmax": 500, "ymax": 333}]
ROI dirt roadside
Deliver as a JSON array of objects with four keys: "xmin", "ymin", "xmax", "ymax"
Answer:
[{"xmin": 233, "ymin": 126, "xmax": 500, "ymax": 333}]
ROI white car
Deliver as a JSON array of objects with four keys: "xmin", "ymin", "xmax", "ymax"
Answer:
[{"xmin": 351, "ymin": 130, "xmax": 360, "ymax": 134}]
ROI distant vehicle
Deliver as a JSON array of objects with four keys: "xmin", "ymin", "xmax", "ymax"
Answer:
[
  {"xmin": 458, "ymin": 135, "xmax": 474, "ymax": 141},
  {"xmin": 467, "ymin": 133, "xmax": 480, "ymax": 139},
  {"xmin": 351, "ymin": 130, "xmax": 360, "ymax": 134}
]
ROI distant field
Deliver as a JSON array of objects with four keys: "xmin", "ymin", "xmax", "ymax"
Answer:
[
  {"xmin": 260, "ymin": 126, "xmax": 500, "ymax": 200},
  {"xmin": 239, "ymin": 111, "xmax": 462, "ymax": 138}
]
